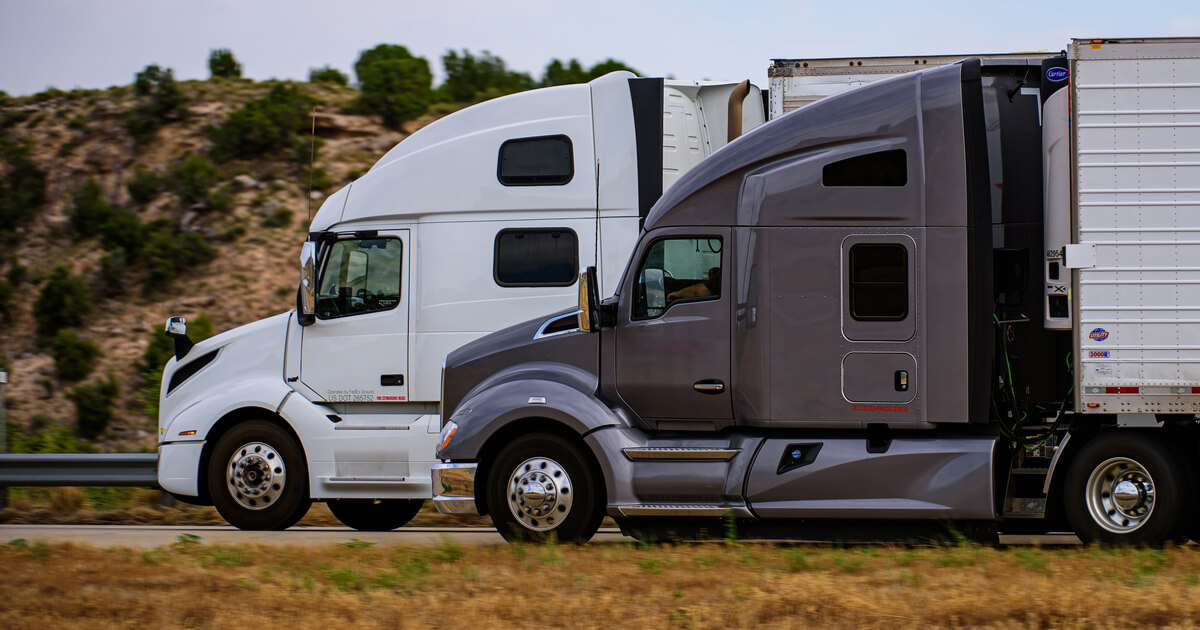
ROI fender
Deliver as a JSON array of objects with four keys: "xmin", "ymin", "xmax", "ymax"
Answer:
[
  {"xmin": 438, "ymin": 363, "xmax": 626, "ymax": 460},
  {"xmin": 160, "ymin": 378, "xmax": 293, "ymax": 441}
]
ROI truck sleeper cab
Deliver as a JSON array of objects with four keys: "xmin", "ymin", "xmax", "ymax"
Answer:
[
  {"xmin": 156, "ymin": 72, "xmax": 765, "ymax": 530},
  {"xmin": 434, "ymin": 39, "xmax": 1200, "ymax": 546}
]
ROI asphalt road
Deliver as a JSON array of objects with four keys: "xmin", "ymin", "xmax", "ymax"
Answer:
[{"xmin": 0, "ymin": 524, "xmax": 1081, "ymax": 548}]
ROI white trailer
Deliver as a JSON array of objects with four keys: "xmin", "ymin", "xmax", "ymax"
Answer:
[
  {"xmin": 156, "ymin": 73, "xmax": 764, "ymax": 530},
  {"xmin": 767, "ymin": 52, "xmax": 1054, "ymax": 118}
]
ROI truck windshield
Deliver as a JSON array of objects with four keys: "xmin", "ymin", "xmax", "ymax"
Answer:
[
  {"xmin": 316, "ymin": 238, "xmax": 402, "ymax": 319},
  {"xmin": 633, "ymin": 237, "xmax": 722, "ymax": 319}
]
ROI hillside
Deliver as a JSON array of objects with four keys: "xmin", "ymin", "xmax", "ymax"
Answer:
[{"xmin": 0, "ymin": 78, "xmax": 434, "ymax": 453}]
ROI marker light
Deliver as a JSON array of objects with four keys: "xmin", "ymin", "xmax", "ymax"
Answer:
[
  {"xmin": 438, "ymin": 421, "xmax": 459, "ymax": 452},
  {"xmin": 178, "ymin": 430, "xmax": 197, "ymax": 436}
]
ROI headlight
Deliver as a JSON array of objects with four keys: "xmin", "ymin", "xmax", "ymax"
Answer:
[{"xmin": 437, "ymin": 421, "xmax": 459, "ymax": 454}]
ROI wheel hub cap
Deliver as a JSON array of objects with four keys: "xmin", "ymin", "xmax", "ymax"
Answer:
[
  {"xmin": 1085, "ymin": 457, "xmax": 1155, "ymax": 534},
  {"xmin": 226, "ymin": 442, "xmax": 286, "ymax": 511},
  {"xmin": 507, "ymin": 457, "xmax": 573, "ymax": 532}
]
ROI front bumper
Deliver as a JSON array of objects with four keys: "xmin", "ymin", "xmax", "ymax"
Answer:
[
  {"xmin": 158, "ymin": 441, "xmax": 205, "ymax": 497},
  {"xmin": 431, "ymin": 462, "xmax": 479, "ymax": 516}
]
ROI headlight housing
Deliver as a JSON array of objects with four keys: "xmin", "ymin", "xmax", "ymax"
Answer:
[{"xmin": 437, "ymin": 421, "xmax": 459, "ymax": 454}]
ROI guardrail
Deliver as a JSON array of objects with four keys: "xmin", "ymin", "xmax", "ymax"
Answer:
[{"xmin": 0, "ymin": 454, "xmax": 160, "ymax": 487}]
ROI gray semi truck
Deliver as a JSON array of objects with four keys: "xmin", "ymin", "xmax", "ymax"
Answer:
[{"xmin": 430, "ymin": 38, "xmax": 1200, "ymax": 545}]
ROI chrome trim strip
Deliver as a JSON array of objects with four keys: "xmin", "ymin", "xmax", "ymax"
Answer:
[
  {"xmin": 327, "ymin": 476, "xmax": 408, "ymax": 483},
  {"xmin": 332, "ymin": 425, "xmax": 411, "ymax": 431},
  {"xmin": 1043, "ymin": 432, "xmax": 1072, "ymax": 495},
  {"xmin": 432, "ymin": 462, "xmax": 479, "ymax": 516},
  {"xmin": 618, "ymin": 505, "xmax": 728, "ymax": 517},
  {"xmin": 533, "ymin": 311, "xmax": 582, "ymax": 340},
  {"xmin": 622, "ymin": 448, "xmax": 739, "ymax": 462}
]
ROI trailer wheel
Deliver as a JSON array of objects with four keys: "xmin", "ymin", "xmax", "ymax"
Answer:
[
  {"xmin": 208, "ymin": 420, "xmax": 311, "ymax": 530},
  {"xmin": 327, "ymin": 499, "xmax": 424, "ymax": 531},
  {"xmin": 486, "ymin": 433, "xmax": 603, "ymax": 543},
  {"xmin": 1064, "ymin": 432, "xmax": 1187, "ymax": 545}
]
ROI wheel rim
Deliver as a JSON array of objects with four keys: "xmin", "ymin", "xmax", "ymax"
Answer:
[
  {"xmin": 225, "ymin": 441, "xmax": 286, "ymax": 510},
  {"xmin": 1085, "ymin": 456, "xmax": 1155, "ymax": 534},
  {"xmin": 506, "ymin": 456, "xmax": 573, "ymax": 532}
]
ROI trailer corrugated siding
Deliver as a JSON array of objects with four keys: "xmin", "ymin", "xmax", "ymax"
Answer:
[{"xmin": 1072, "ymin": 38, "xmax": 1200, "ymax": 414}]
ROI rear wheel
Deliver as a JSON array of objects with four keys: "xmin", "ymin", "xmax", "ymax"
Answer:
[
  {"xmin": 327, "ymin": 499, "xmax": 424, "ymax": 531},
  {"xmin": 1064, "ymin": 432, "xmax": 1187, "ymax": 545},
  {"xmin": 486, "ymin": 433, "xmax": 603, "ymax": 543},
  {"xmin": 208, "ymin": 420, "xmax": 311, "ymax": 530}
]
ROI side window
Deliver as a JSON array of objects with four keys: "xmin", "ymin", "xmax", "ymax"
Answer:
[
  {"xmin": 848, "ymin": 244, "xmax": 907, "ymax": 321},
  {"xmin": 316, "ymin": 238, "xmax": 402, "ymax": 319},
  {"xmin": 823, "ymin": 149, "xmax": 907, "ymax": 187},
  {"xmin": 497, "ymin": 135, "xmax": 573, "ymax": 186},
  {"xmin": 633, "ymin": 237, "xmax": 722, "ymax": 319},
  {"xmin": 494, "ymin": 229, "xmax": 578, "ymax": 287}
]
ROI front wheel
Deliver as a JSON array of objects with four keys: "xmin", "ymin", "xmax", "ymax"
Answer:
[
  {"xmin": 1064, "ymin": 432, "xmax": 1187, "ymax": 545},
  {"xmin": 208, "ymin": 420, "xmax": 312, "ymax": 530},
  {"xmin": 327, "ymin": 499, "xmax": 424, "ymax": 531},
  {"xmin": 486, "ymin": 433, "xmax": 604, "ymax": 543}
]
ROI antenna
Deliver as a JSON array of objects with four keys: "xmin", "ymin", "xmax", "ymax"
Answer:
[{"xmin": 308, "ymin": 105, "xmax": 317, "ymax": 223}]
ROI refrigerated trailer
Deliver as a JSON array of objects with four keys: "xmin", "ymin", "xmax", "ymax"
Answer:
[
  {"xmin": 432, "ymin": 38, "xmax": 1200, "ymax": 545},
  {"xmin": 155, "ymin": 73, "xmax": 764, "ymax": 530}
]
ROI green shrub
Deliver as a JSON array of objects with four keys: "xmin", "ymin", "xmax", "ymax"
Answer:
[
  {"xmin": 437, "ymin": 49, "xmax": 534, "ymax": 103},
  {"xmin": 309, "ymin": 65, "xmax": 348, "ymax": 86},
  {"xmin": 170, "ymin": 152, "xmax": 221, "ymax": 206},
  {"xmin": 125, "ymin": 64, "xmax": 184, "ymax": 143},
  {"xmin": 260, "ymin": 207, "xmax": 292, "ymax": 228},
  {"xmin": 140, "ymin": 314, "xmax": 213, "ymax": 418},
  {"xmin": 51, "ymin": 329, "xmax": 101, "ymax": 381},
  {"xmin": 126, "ymin": 167, "xmax": 164, "ymax": 204},
  {"xmin": 210, "ymin": 84, "xmax": 316, "ymax": 161},
  {"xmin": 66, "ymin": 376, "xmax": 119, "ymax": 439},
  {"xmin": 540, "ymin": 58, "xmax": 639, "ymax": 87},
  {"xmin": 56, "ymin": 137, "xmax": 82, "ymax": 157},
  {"xmin": 354, "ymin": 44, "xmax": 432, "ymax": 129},
  {"xmin": 0, "ymin": 131, "xmax": 47, "ymax": 230},
  {"xmin": 310, "ymin": 166, "xmax": 333, "ymax": 191},
  {"xmin": 33, "ymin": 266, "xmax": 91, "ymax": 339},
  {"xmin": 67, "ymin": 177, "xmax": 143, "ymax": 256},
  {"xmin": 8, "ymin": 416, "xmax": 100, "ymax": 453},
  {"xmin": 67, "ymin": 116, "xmax": 89, "ymax": 131},
  {"xmin": 0, "ymin": 279, "xmax": 12, "ymax": 320},
  {"xmin": 141, "ymin": 221, "xmax": 216, "ymax": 292},
  {"xmin": 98, "ymin": 251, "xmax": 128, "ymax": 294},
  {"xmin": 208, "ymin": 48, "xmax": 242, "ymax": 79}
]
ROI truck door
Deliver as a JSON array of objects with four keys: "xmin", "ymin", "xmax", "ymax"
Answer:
[
  {"xmin": 612, "ymin": 228, "xmax": 733, "ymax": 424},
  {"xmin": 301, "ymin": 231, "xmax": 410, "ymax": 403}
]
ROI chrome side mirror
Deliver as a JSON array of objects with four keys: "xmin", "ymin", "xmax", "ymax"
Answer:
[
  {"xmin": 164, "ymin": 316, "xmax": 193, "ymax": 361},
  {"xmin": 299, "ymin": 241, "xmax": 317, "ymax": 318}
]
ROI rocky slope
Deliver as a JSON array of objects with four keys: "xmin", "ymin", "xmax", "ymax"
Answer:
[{"xmin": 0, "ymin": 78, "xmax": 433, "ymax": 452}]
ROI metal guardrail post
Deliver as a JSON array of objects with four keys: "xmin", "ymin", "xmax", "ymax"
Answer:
[{"xmin": 1, "ymin": 369, "xmax": 8, "ymax": 509}]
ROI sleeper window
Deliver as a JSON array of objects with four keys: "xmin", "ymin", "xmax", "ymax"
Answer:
[
  {"xmin": 823, "ymin": 149, "xmax": 907, "ymax": 187},
  {"xmin": 849, "ymin": 244, "xmax": 907, "ymax": 321},
  {"xmin": 494, "ymin": 229, "xmax": 578, "ymax": 287},
  {"xmin": 497, "ymin": 135, "xmax": 573, "ymax": 186}
]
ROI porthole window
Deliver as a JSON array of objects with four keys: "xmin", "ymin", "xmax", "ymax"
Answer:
[
  {"xmin": 823, "ymin": 149, "xmax": 907, "ymax": 187},
  {"xmin": 497, "ymin": 135, "xmax": 574, "ymax": 186}
]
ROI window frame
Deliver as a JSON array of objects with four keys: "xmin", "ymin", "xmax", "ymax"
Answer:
[
  {"xmin": 630, "ymin": 235, "xmax": 724, "ymax": 321},
  {"xmin": 492, "ymin": 227, "xmax": 580, "ymax": 288},
  {"xmin": 315, "ymin": 236, "xmax": 404, "ymax": 321},
  {"xmin": 496, "ymin": 134, "xmax": 575, "ymax": 187}
]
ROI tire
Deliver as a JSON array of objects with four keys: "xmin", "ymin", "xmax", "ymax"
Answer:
[
  {"xmin": 208, "ymin": 420, "xmax": 312, "ymax": 530},
  {"xmin": 1063, "ymin": 432, "xmax": 1187, "ymax": 546},
  {"xmin": 327, "ymin": 499, "xmax": 423, "ymax": 531},
  {"xmin": 486, "ymin": 433, "xmax": 604, "ymax": 543}
]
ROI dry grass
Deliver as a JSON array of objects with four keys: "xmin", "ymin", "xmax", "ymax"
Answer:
[{"xmin": 2, "ymin": 539, "xmax": 1199, "ymax": 629}]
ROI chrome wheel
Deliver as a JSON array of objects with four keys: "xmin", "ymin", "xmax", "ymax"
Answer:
[
  {"xmin": 1086, "ymin": 457, "xmax": 1155, "ymax": 534},
  {"xmin": 225, "ymin": 441, "xmax": 286, "ymax": 510},
  {"xmin": 506, "ymin": 456, "xmax": 573, "ymax": 532}
]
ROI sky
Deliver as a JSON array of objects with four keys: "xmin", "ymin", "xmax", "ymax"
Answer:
[{"xmin": 1, "ymin": 0, "xmax": 1198, "ymax": 97}]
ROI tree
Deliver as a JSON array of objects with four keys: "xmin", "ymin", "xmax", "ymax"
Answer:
[
  {"xmin": 209, "ymin": 84, "xmax": 315, "ymax": 161},
  {"xmin": 309, "ymin": 65, "xmax": 349, "ymax": 86},
  {"xmin": 439, "ymin": 49, "xmax": 534, "ymax": 103},
  {"xmin": 34, "ymin": 266, "xmax": 91, "ymax": 339},
  {"xmin": 125, "ymin": 64, "xmax": 184, "ymax": 143},
  {"xmin": 541, "ymin": 58, "xmax": 639, "ymax": 87},
  {"xmin": 208, "ymin": 48, "xmax": 242, "ymax": 79},
  {"xmin": 353, "ymin": 44, "xmax": 432, "ymax": 129},
  {"xmin": 0, "ymin": 131, "xmax": 46, "ymax": 231}
]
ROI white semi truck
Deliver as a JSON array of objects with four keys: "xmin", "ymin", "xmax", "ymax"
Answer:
[
  {"xmin": 155, "ymin": 73, "xmax": 765, "ymax": 530},
  {"xmin": 430, "ymin": 37, "xmax": 1200, "ymax": 545}
]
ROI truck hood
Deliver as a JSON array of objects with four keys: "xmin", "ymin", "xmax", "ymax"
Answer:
[{"xmin": 442, "ymin": 308, "xmax": 597, "ymax": 419}]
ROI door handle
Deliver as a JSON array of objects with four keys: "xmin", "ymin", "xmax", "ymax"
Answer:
[
  {"xmin": 381, "ymin": 374, "xmax": 405, "ymax": 386},
  {"xmin": 693, "ymin": 380, "xmax": 724, "ymax": 394}
]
